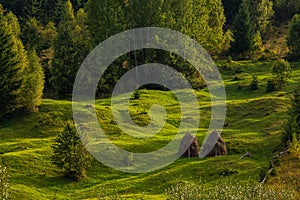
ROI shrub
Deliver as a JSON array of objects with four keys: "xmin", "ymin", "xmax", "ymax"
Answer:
[
  {"xmin": 249, "ymin": 76, "xmax": 259, "ymax": 90},
  {"xmin": 284, "ymin": 87, "xmax": 300, "ymax": 144},
  {"xmin": 271, "ymin": 59, "xmax": 292, "ymax": 90},
  {"xmin": 290, "ymin": 133, "xmax": 300, "ymax": 160},
  {"xmin": 52, "ymin": 121, "xmax": 91, "ymax": 181},
  {"xmin": 133, "ymin": 90, "xmax": 141, "ymax": 100},
  {"xmin": 227, "ymin": 56, "xmax": 233, "ymax": 63},
  {"xmin": 231, "ymin": 65, "xmax": 242, "ymax": 74},
  {"xmin": 0, "ymin": 165, "xmax": 9, "ymax": 200},
  {"xmin": 266, "ymin": 79, "xmax": 277, "ymax": 92}
]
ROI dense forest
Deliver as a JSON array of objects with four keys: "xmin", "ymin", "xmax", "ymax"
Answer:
[
  {"xmin": 1, "ymin": 0, "xmax": 300, "ymax": 199},
  {"xmin": 1, "ymin": 0, "xmax": 300, "ymax": 108}
]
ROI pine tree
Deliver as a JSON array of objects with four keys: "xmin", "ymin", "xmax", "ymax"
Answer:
[
  {"xmin": 19, "ymin": 49, "xmax": 45, "ymax": 112},
  {"xmin": 230, "ymin": 0, "xmax": 254, "ymax": 58},
  {"xmin": 54, "ymin": 0, "xmax": 75, "ymax": 25},
  {"xmin": 51, "ymin": 24, "xmax": 76, "ymax": 99},
  {"xmin": 86, "ymin": 0, "xmax": 126, "ymax": 45},
  {"xmin": 0, "ymin": 5, "xmax": 28, "ymax": 119},
  {"xmin": 271, "ymin": 59, "xmax": 291, "ymax": 90},
  {"xmin": 251, "ymin": 31, "xmax": 264, "ymax": 58},
  {"xmin": 52, "ymin": 121, "xmax": 91, "ymax": 181},
  {"xmin": 287, "ymin": 14, "xmax": 300, "ymax": 59},
  {"xmin": 222, "ymin": 0, "xmax": 241, "ymax": 26},
  {"xmin": 247, "ymin": 0, "xmax": 273, "ymax": 35},
  {"xmin": 21, "ymin": 17, "xmax": 43, "ymax": 51},
  {"xmin": 256, "ymin": 0, "xmax": 273, "ymax": 35},
  {"xmin": 51, "ymin": 1, "xmax": 89, "ymax": 99}
]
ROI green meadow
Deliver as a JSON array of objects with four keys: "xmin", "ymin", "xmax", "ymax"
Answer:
[{"xmin": 1, "ymin": 60, "xmax": 299, "ymax": 199}]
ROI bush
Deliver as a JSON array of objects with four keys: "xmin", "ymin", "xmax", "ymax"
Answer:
[
  {"xmin": 133, "ymin": 90, "xmax": 141, "ymax": 100},
  {"xmin": 284, "ymin": 87, "xmax": 300, "ymax": 144},
  {"xmin": 290, "ymin": 134, "xmax": 300, "ymax": 160},
  {"xmin": 266, "ymin": 79, "xmax": 277, "ymax": 92},
  {"xmin": 52, "ymin": 121, "xmax": 91, "ymax": 181},
  {"xmin": 166, "ymin": 180, "xmax": 296, "ymax": 200},
  {"xmin": 249, "ymin": 76, "xmax": 259, "ymax": 90},
  {"xmin": 0, "ymin": 165, "xmax": 9, "ymax": 200},
  {"xmin": 271, "ymin": 59, "xmax": 292, "ymax": 90}
]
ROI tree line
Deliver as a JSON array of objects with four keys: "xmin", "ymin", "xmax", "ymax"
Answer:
[{"xmin": 1, "ymin": 0, "xmax": 300, "ymax": 120}]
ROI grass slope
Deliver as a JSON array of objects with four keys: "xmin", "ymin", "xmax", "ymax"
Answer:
[{"xmin": 0, "ymin": 60, "xmax": 299, "ymax": 199}]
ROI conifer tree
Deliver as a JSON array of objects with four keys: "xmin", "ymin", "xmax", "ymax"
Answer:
[
  {"xmin": 230, "ymin": 0, "xmax": 254, "ymax": 58},
  {"xmin": 271, "ymin": 59, "xmax": 291, "ymax": 90},
  {"xmin": 86, "ymin": 0, "xmax": 125, "ymax": 45},
  {"xmin": 51, "ymin": 24, "xmax": 76, "ymax": 99},
  {"xmin": 287, "ymin": 14, "xmax": 300, "ymax": 59},
  {"xmin": 20, "ymin": 49, "xmax": 45, "ymax": 111},
  {"xmin": 54, "ymin": 0, "xmax": 75, "ymax": 25},
  {"xmin": 0, "ymin": 5, "xmax": 28, "ymax": 119},
  {"xmin": 52, "ymin": 122, "xmax": 91, "ymax": 181},
  {"xmin": 51, "ymin": 1, "xmax": 89, "ymax": 99}
]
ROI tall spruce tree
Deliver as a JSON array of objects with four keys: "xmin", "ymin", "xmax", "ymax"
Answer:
[
  {"xmin": 54, "ymin": 0, "xmax": 75, "ymax": 25},
  {"xmin": 51, "ymin": 0, "xmax": 90, "ymax": 99},
  {"xmin": 222, "ymin": 0, "xmax": 241, "ymax": 27},
  {"xmin": 230, "ymin": 0, "xmax": 254, "ymax": 58},
  {"xmin": 20, "ymin": 49, "xmax": 45, "ymax": 111},
  {"xmin": 51, "ymin": 24, "xmax": 76, "ymax": 99},
  {"xmin": 287, "ymin": 14, "xmax": 300, "ymax": 59},
  {"xmin": 86, "ymin": 0, "xmax": 126, "ymax": 46},
  {"xmin": 0, "ymin": 5, "xmax": 28, "ymax": 119}
]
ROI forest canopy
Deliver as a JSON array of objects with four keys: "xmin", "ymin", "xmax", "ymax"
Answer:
[{"xmin": 0, "ymin": 0, "xmax": 299, "ymax": 115}]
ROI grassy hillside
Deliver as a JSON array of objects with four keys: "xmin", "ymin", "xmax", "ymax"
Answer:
[{"xmin": 0, "ymin": 60, "xmax": 300, "ymax": 199}]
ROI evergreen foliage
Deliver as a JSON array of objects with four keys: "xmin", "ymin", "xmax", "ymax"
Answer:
[
  {"xmin": 271, "ymin": 59, "xmax": 291, "ymax": 90},
  {"xmin": 266, "ymin": 78, "xmax": 277, "ymax": 92},
  {"xmin": 287, "ymin": 14, "xmax": 300, "ymax": 59},
  {"xmin": 222, "ymin": 0, "xmax": 241, "ymax": 26},
  {"xmin": 285, "ymin": 86, "xmax": 300, "ymax": 144},
  {"xmin": 51, "ymin": 24, "xmax": 77, "ymax": 99},
  {"xmin": 273, "ymin": 0, "xmax": 300, "ymax": 22},
  {"xmin": 0, "ymin": 6, "xmax": 27, "ymax": 119},
  {"xmin": 51, "ymin": 1, "xmax": 89, "ymax": 99},
  {"xmin": 249, "ymin": 75, "xmax": 259, "ymax": 90},
  {"xmin": 251, "ymin": 31, "xmax": 264, "ymax": 58},
  {"xmin": 54, "ymin": 0, "xmax": 75, "ymax": 25},
  {"xmin": 247, "ymin": 0, "xmax": 273, "ymax": 35},
  {"xmin": 0, "ymin": 5, "xmax": 46, "ymax": 118},
  {"xmin": 230, "ymin": 0, "xmax": 254, "ymax": 58},
  {"xmin": 19, "ymin": 49, "xmax": 45, "ymax": 112},
  {"xmin": 51, "ymin": 121, "xmax": 91, "ymax": 181},
  {"xmin": 290, "ymin": 133, "xmax": 300, "ymax": 159}
]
